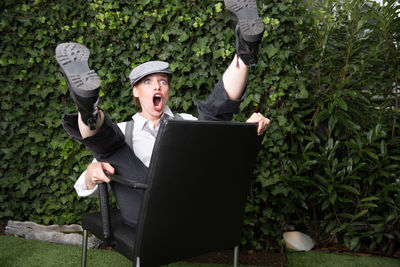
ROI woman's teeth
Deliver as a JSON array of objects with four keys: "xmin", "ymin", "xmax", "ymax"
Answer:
[{"xmin": 153, "ymin": 94, "xmax": 161, "ymax": 107}]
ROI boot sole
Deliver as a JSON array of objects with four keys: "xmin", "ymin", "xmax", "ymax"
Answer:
[
  {"xmin": 224, "ymin": 0, "xmax": 264, "ymax": 43},
  {"xmin": 55, "ymin": 42, "xmax": 100, "ymax": 98}
]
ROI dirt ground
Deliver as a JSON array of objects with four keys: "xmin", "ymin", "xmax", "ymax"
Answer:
[{"xmin": 185, "ymin": 249, "xmax": 285, "ymax": 266}]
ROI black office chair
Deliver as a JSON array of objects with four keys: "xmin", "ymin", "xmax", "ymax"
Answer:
[{"xmin": 81, "ymin": 119, "xmax": 262, "ymax": 267}]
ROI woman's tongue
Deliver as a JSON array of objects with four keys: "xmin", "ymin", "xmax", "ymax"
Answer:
[{"xmin": 153, "ymin": 95, "xmax": 162, "ymax": 111}]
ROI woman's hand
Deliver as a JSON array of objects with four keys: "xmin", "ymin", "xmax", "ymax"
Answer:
[
  {"xmin": 246, "ymin": 112, "xmax": 271, "ymax": 135},
  {"xmin": 85, "ymin": 161, "xmax": 114, "ymax": 190}
]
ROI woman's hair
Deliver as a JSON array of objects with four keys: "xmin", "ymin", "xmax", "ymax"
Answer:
[{"xmin": 133, "ymin": 94, "xmax": 141, "ymax": 106}]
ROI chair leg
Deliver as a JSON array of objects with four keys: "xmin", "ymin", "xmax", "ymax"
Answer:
[
  {"xmin": 233, "ymin": 245, "xmax": 239, "ymax": 267},
  {"xmin": 81, "ymin": 229, "xmax": 88, "ymax": 267}
]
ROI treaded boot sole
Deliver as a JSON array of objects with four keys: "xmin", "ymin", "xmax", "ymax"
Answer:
[
  {"xmin": 224, "ymin": 0, "xmax": 264, "ymax": 43},
  {"xmin": 55, "ymin": 42, "xmax": 100, "ymax": 98}
]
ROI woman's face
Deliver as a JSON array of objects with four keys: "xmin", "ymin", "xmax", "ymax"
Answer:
[{"xmin": 133, "ymin": 73, "xmax": 170, "ymax": 123}]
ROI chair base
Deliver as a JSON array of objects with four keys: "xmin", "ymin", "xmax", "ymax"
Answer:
[
  {"xmin": 82, "ymin": 237, "xmax": 239, "ymax": 267},
  {"xmin": 234, "ymin": 245, "xmax": 239, "ymax": 267},
  {"xmin": 134, "ymin": 246, "xmax": 239, "ymax": 267},
  {"xmin": 81, "ymin": 229, "xmax": 88, "ymax": 267}
]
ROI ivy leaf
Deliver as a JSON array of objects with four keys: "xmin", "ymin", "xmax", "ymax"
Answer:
[
  {"xmin": 297, "ymin": 85, "xmax": 309, "ymax": 99},
  {"xmin": 266, "ymin": 44, "xmax": 279, "ymax": 58},
  {"xmin": 215, "ymin": 3, "xmax": 223, "ymax": 13}
]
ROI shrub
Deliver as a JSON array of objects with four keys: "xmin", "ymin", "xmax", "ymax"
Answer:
[{"xmin": 0, "ymin": 0, "xmax": 398, "ymax": 254}]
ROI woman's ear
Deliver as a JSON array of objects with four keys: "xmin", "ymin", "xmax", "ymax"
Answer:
[{"xmin": 133, "ymin": 86, "xmax": 139, "ymax": 98}]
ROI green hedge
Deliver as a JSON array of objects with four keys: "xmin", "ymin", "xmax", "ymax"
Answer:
[{"xmin": 1, "ymin": 0, "xmax": 399, "ymax": 254}]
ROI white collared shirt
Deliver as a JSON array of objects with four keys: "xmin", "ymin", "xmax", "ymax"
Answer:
[{"xmin": 74, "ymin": 106, "xmax": 197, "ymax": 197}]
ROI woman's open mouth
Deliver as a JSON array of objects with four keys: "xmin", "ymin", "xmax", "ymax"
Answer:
[{"xmin": 153, "ymin": 94, "xmax": 163, "ymax": 111}]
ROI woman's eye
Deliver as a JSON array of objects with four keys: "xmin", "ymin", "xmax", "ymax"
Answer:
[
  {"xmin": 161, "ymin": 80, "xmax": 167, "ymax": 85},
  {"xmin": 144, "ymin": 80, "xmax": 150, "ymax": 84}
]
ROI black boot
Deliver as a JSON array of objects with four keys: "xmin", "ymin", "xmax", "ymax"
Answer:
[
  {"xmin": 225, "ymin": 0, "xmax": 264, "ymax": 67},
  {"xmin": 56, "ymin": 42, "xmax": 100, "ymax": 130}
]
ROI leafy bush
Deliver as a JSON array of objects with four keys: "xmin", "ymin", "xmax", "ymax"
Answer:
[
  {"xmin": 275, "ymin": 0, "xmax": 400, "ymax": 255},
  {"xmin": 0, "ymin": 0, "xmax": 398, "ymax": 255}
]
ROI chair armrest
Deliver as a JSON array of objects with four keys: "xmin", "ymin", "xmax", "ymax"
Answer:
[
  {"xmin": 98, "ymin": 183, "xmax": 112, "ymax": 243},
  {"xmin": 106, "ymin": 173, "xmax": 148, "ymax": 190},
  {"xmin": 98, "ymin": 173, "xmax": 147, "ymax": 245}
]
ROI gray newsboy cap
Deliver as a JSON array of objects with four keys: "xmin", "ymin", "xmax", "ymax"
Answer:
[{"xmin": 129, "ymin": 61, "xmax": 172, "ymax": 86}]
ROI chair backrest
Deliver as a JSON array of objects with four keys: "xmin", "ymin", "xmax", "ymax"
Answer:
[{"xmin": 133, "ymin": 119, "xmax": 261, "ymax": 266}]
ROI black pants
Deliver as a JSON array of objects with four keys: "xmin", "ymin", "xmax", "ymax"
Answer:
[{"xmin": 63, "ymin": 78, "xmax": 244, "ymax": 227}]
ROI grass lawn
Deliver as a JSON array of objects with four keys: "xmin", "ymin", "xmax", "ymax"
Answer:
[
  {"xmin": 0, "ymin": 235, "xmax": 252, "ymax": 267},
  {"xmin": 0, "ymin": 235, "xmax": 399, "ymax": 267},
  {"xmin": 286, "ymin": 250, "xmax": 400, "ymax": 267}
]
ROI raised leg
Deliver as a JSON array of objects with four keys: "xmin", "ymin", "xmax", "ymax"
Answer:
[
  {"xmin": 224, "ymin": 0, "xmax": 264, "ymax": 67},
  {"xmin": 222, "ymin": 54, "xmax": 248, "ymax": 101},
  {"xmin": 55, "ymin": 42, "xmax": 102, "ymax": 132}
]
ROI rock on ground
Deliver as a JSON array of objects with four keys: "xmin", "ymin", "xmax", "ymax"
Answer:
[{"xmin": 5, "ymin": 220, "xmax": 101, "ymax": 249}]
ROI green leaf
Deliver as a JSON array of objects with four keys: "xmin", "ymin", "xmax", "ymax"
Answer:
[
  {"xmin": 260, "ymin": 177, "xmax": 280, "ymax": 187},
  {"xmin": 334, "ymin": 96, "xmax": 347, "ymax": 111},
  {"xmin": 358, "ymin": 203, "xmax": 378, "ymax": 208},
  {"xmin": 333, "ymin": 223, "xmax": 350, "ymax": 234},
  {"xmin": 352, "ymin": 209, "xmax": 369, "ymax": 221},
  {"xmin": 271, "ymin": 186, "xmax": 289, "ymax": 196},
  {"xmin": 350, "ymin": 236, "xmax": 360, "ymax": 250},
  {"xmin": 266, "ymin": 44, "xmax": 279, "ymax": 58},
  {"xmin": 380, "ymin": 140, "xmax": 387, "ymax": 155},
  {"xmin": 328, "ymin": 115, "xmax": 337, "ymax": 132},
  {"xmin": 329, "ymin": 191, "xmax": 337, "ymax": 205},
  {"xmin": 336, "ymin": 184, "xmax": 360, "ymax": 195},
  {"xmin": 361, "ymin": 196, "xmax": 379, "ymax": 202},
  {"xmin": 314, "ymin": 109, "xmax": 330, "ymax": 126},
  {"xmin": 214, "ymin": 3, "xmax": 223, "ymax": 13},
  {"xmin": 297, "ymin": 84, "xmax": 308, "ymax": 99},
  {"xmin": 365, "ymin": 149, "xmax": 379, "ymax": 160},
  {"xmin": 385, "ymin": 214, "xmax": 396, "ymax": 223},
  {"xmin": 322, "ymin": 199, "xmax": 330, "ymax": 211},
  {"xmin": 325, "ymin": 220, "xmax": 337, "ymax": 233},
  {"xmin": 367, "ymin": 130, "xmax": 373, "ymax": 144}
]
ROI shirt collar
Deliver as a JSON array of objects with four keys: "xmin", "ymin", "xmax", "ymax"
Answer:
[{"xmin": 132, "ymin": 105, "xmax": 174, "ymax": 130}]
